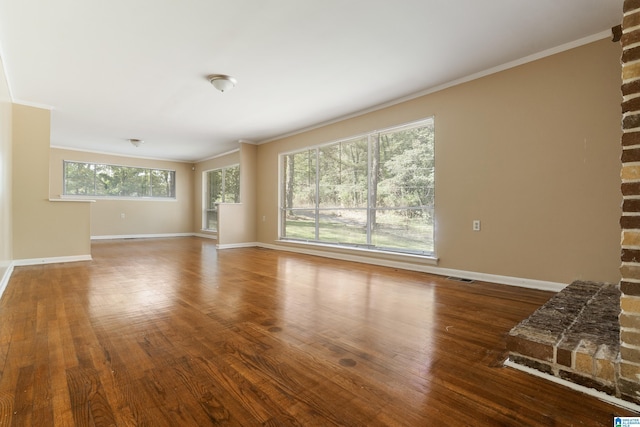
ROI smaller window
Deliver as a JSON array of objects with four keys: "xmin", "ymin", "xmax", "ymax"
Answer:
[
  {"xmin": 63, "ymin": 161, "xmax": 176, "ymax": 198},
  {"xmin": 203, "ymin": 164, "xmax": 240, "ymax": 231}
]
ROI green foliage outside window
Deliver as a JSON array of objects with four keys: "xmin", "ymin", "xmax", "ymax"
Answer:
[
  {"xmin": 204, "ymin": 164, "xmax": 240, "ymax": 231},
  {"xmin": 64, "ymin": 161, "xmax": 176, "ymax": 198},
  {"xmin": 281, "ymin": 118, "xmax": 435, "ymax": 255}
]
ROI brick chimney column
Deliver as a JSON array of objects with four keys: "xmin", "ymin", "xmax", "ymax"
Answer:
[{"xmin": 620, "ymin": 0, "xmax": 640, "ymax": 403}]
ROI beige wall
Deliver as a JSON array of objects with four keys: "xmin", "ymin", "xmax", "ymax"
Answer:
[
  {"xmin": 238, "ymin": 143, "xmax": 257, "ymax": 243},
  {"xmin": 0, "ymin": 57, "xmax": 12, "ymax": 277},
  {"xmin": 50, "ymin": 148, "xmax": 194, "ymax": 237},
  {"xmin": 256, "ymin": 38, "xmax": 623, "ymax": 285},
  {"xmin": 13, "ymin": 105, "xmax": 90, "ymax": 259}
]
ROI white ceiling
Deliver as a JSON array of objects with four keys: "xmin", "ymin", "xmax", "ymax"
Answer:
[{"xmin": 0, "ymin": 1, "xmax": 623, "ymax": 162}]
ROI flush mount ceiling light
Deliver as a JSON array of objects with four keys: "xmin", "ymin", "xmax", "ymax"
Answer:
[
  {"xmin": 208, "ymin": 74, "xmax": 237, "ymax": 92},
  {"xmin": 128, "ymin": 138, "xmax": 144, "ymax": 147}
]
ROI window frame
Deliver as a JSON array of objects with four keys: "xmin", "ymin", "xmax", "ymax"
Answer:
[
  {"xmin": 278, "ymin": 118, "xmax": 435, "ymax": 257},
  {"xmin": 202, "ymin": 164, "xmax": 241, "ymax": 232},
  {"xmin": 62, "ymin": 160, "xmax": 176, "ymax": 200}
]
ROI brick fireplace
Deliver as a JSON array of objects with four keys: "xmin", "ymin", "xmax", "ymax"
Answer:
[
  {"xmin": 507, "ymin": 0, "xmax": 640, "ymax": 405},
  {"xmin": 619, "ymin": 0, "xmax": 640, "ymax": 403}
]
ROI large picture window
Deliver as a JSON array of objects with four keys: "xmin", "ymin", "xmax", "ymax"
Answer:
[
  {"xmin": 280, "ymin": 118, "xmax": 434, "ymax": 255},
  {"xmin": 64, "ymin": 161, "xmax": 176, "ymax": 198},
  {"xmin": 203, "ymin": 164, "xmax": 240, "ymax": 231}
]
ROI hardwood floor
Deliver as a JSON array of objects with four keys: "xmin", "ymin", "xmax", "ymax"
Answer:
[{"xmin": 0, "ymin": 237, "xmax": 636, "ymax": 426}]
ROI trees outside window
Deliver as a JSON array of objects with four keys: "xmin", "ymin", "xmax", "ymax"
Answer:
[
  {"xmin": 281, "ymin": 118, "xmax": 435, "ymax": 255},
  {"xmin": 64, "ymin": 161, "xmax": 175, "ymax": 198},
  {"xmin": 204, "ymin": 165, "xmax": 240, "ymax": 231}
]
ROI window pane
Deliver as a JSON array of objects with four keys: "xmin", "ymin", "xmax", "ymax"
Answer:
[
  {"xmin": 206, "ymin": 209, "xmax": 218, "ymax": 232},
  {"xmin": 203, "ymin": 165, "xmax": 240, "ymax": 231},
  {"xmin": 370, "ymin": 208, "xmax": 434, "ymax": 253},
  {"xmin": 207, "ymin": 170, "xmax": 222, "ymax": 208},
  {"xmin": 318, "ymin": 138, "xmax": 367, "ymax": 208},
  {"xmin": 284, "ymin": 150, "xmax": 316, "ymax": 210},
  {"xmin": 119, "ymin": 167, "xmax": 148, "ymax": 197},
  {"xmin": 151, "ymin": 170, "xmax": 175, "ymax": 197},
  {"xmin": 223, "ymin": 165, "xmax": 240, "ymax": 203},
  {"xmin": 95, "ymin": 164, "xmax": 117, "ymax": 196},
  {"xmin": 283, "ymin": 209, "xmax": 316, "ymax": 240},
  {"xmin": 64, "ymin": 162, "xmax": 95, "ymax": 195},
  {"xmin": 280, "ymin": 118, "xmax": 435, "ymax": 256},
  {"xmin": 375, "ymin": 122, "xmax": 435, "ymax": 209},
  {"xmin": 63, "ymin": 161, "xmax": 176, "ymax": 198},
  {"xmin": 318, "ymin": 208, "xmax": 367, "ymax": 245}
]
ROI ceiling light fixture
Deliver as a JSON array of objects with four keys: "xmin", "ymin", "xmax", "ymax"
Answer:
[
  {"xmin": 128, "ymin": 138, "xmax": 144, "ymax": 147},
  {"xmin": 208, "ymin": 74, "xmax": 237, "ymax": 92}
]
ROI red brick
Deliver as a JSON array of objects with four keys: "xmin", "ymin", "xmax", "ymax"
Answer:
[
  {"xmin": 623, "ymin": 249, "xmax": 640, "ymax": 263},
  {"xmin": 622, "ymin": 216, "xmax": 640, "ymax": 230},
  {"xmin": 621, "ymin": 280, "xmax": 640, "ymax": 296},
  {"xmin": 622, "ymin": 182, "xmax": 640, "ymax": 196},
  {"xmin": 626, "ymin": 0, "xmax": 640, "ymax": 14},
  {"xmin": 623, "ymin": 147, "xmax": 640, "ymax": 163},
  {"xmin": 506, "ymin": 335, "xmax": 554, "ymax": 362},
  {"xmin": 623, "ymin": 199, "xmax": 640, "ymax": 213},
  {"xmin": 624, "ymin": 114, "xmax": 640, "ymax": 130},
  {"xmin": 623, "ymin": 96, "xmax": 640, "ymax": 114},
  {"xmin": 556, "ymin": 347, "xmax": 572, "ymax": 367},
  {"xmin": 623, "ymin": 131, "xmax": 640, "ymax": 147}
]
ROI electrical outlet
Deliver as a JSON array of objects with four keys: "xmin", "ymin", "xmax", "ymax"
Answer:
[
  {"xmin": 472, "ymin": 220, "xmax": 481, "ymax": 231},
  {"xmin": 120, "ymin": 213, "xmax": 125, "ymax": 219}
]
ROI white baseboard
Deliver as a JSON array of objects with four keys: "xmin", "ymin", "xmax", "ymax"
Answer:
[
  {"xmin": 257, "ymin": 242, "xmax": 566, "ymax": 292},
  {"xmin": 194, "ymin": 233, "xmax": 217, "ymax": 240},
  {"xmin": 504, "ymin": 359, "xmax": 640, "ymax": 413},
  {"xmin": 0, "ymin": 262, "xmax": 14, "ymax": 300},
  {"xmin": 217, "ymin": 242, "xmax": 259, "ymax": 250},
  {"xmin": 91, "ymin": 233, "xmax": 193, "ymax": 240},
  {"xmin": 87, "ymin": 235, "xmax": 565, "ymax": 291},
  {"xmin": 13, "ymin": 254, "xmax": 92, "ymax": 266}
]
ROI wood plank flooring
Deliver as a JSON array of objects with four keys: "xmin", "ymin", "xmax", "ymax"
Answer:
[{"xmin": 0, "ymin": 237, "xmax": 636, "ymax": 426}]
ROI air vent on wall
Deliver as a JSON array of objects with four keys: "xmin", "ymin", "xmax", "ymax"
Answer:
[{"xmin": 446, "ymin": 276, "xmax": 475, "ymax": 283}]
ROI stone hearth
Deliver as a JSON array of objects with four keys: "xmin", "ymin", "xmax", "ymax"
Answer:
[{"xmin": 507, "ymin": 281, "xmax": 620, "ymax": 396}]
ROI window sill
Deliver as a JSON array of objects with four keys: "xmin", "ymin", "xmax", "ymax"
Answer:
[
  {"xmin": 49, "ymin": 198, "xmax": 96, "ymax": 203},
  {"xmin": 276, "ymin": 239, "xmax": 438, "ymax": 265},
  {"xmin": 57, "ymin": 195, "xmax": 177, "ymax": 202}
]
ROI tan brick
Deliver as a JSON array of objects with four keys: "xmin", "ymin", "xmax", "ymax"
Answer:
[
  {"xmin": 624, "ymin": 11, "xmax": 640, "ymax": 31},
  {"xmin": 623, "ymin": 231, "xmax": 640, "ymax": 247},
  {"xmin": 622, "ymin": 329, "xmax": 640, "ymax": 347},
  {"xmin": 620, "ymin": 361, "xmax": 640, "ymax": 382},
  {"xmin": 621, "ymin": 313, "xmax": 640, "ymax": 330},
  {"xmin": 595, "ymin": 358, "xmax": 616, "ymax": 383},
  {"xmin": 622, "ymin": 295, "xmax": 640, "ymax": 313},
  {"xmin": 618, "ymin": 313, "xmax": 640, "ymax": 329},
  {"xmin": 622, "ymin": 344, "xmax": 640, "ymax": 364},
  {"xmin": 622, "ymin": 165, "xmax": 640, "ymax": 181},
  {"xmin": 621, "ymin": 264, "xmax": 640, "ymax": 281},
  {"xmin": 574, "ymin": 351, "xmax": 594, "ymax": 376},
  {"xmin": 624, "ymin": 62, "xmax": 640, "ymax": 82}
]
